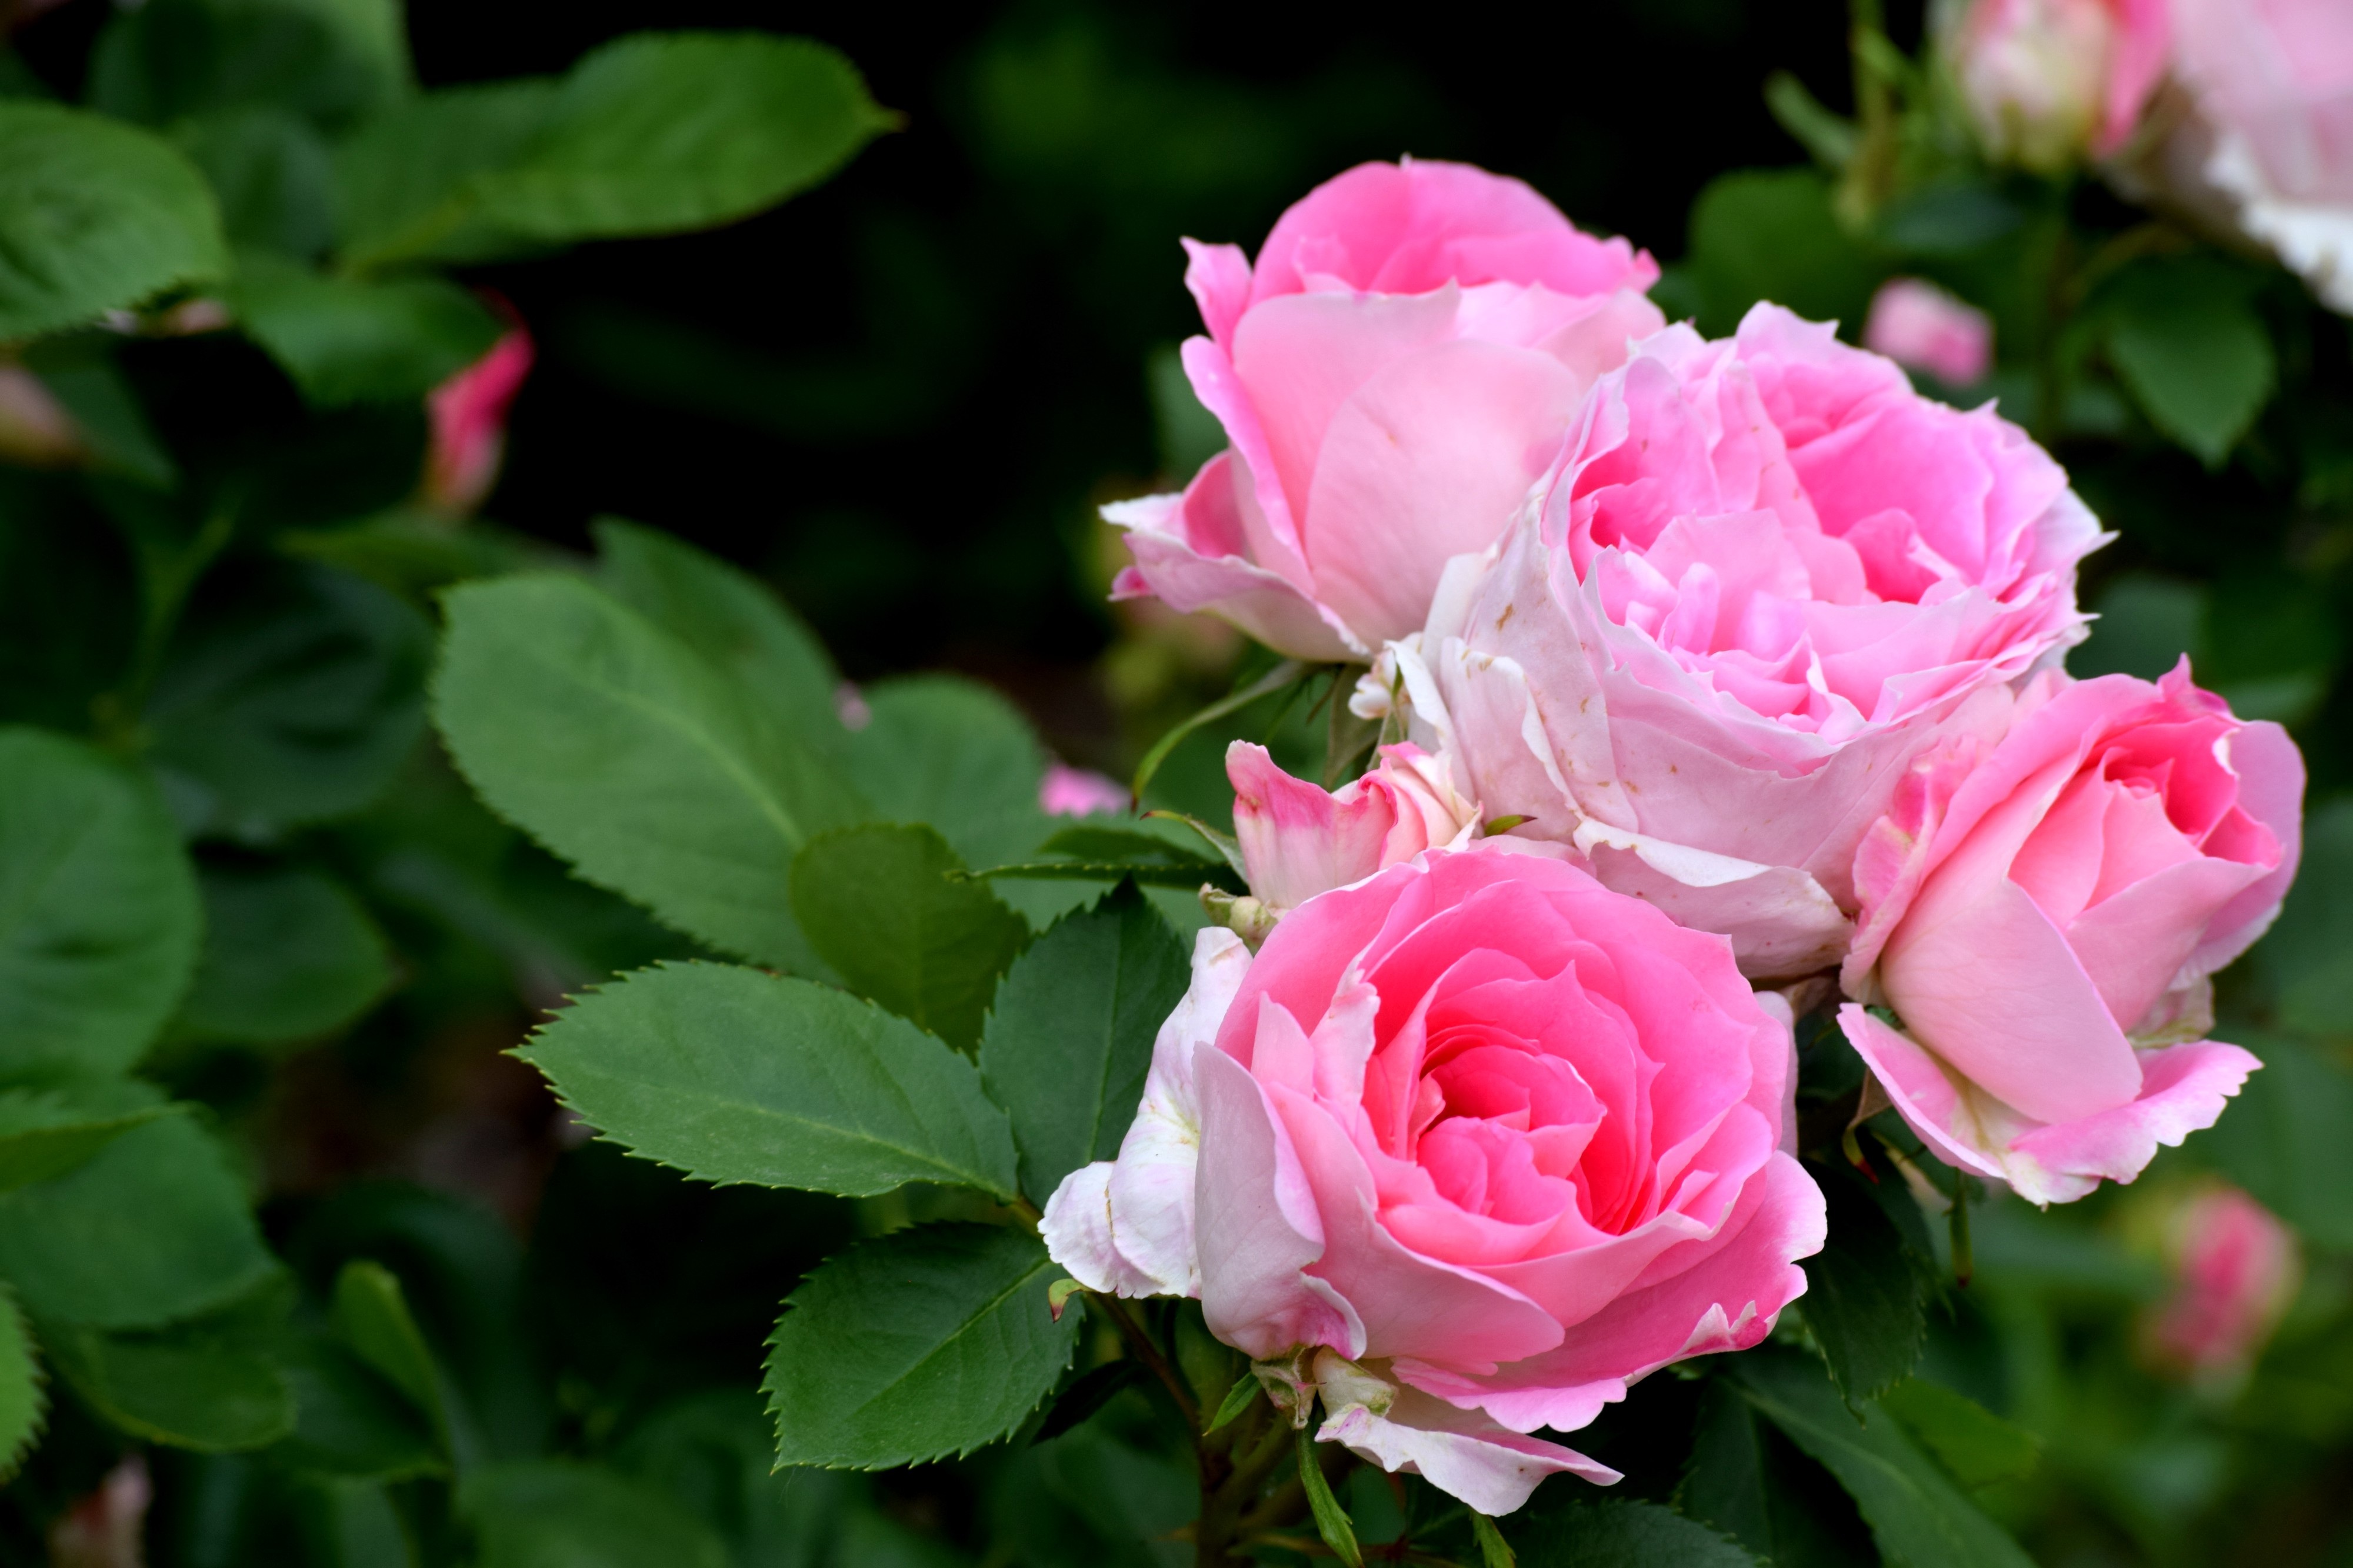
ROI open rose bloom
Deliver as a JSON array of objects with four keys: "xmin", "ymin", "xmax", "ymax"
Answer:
[
  {"xmin": 1108, "ymin": 158, "xmax": 1664, "ymax": 659},
  {"xmin": 1044, "ymin": 848, "xmax": 1824, "ymax": 1514},
  {"xmin": 1392, "ymin": 305, "xmax": 2106, "ymax": 979},
  {"xmin": 1838, "ymin": 666, "xmax": 2302, "ymax": 1203}
]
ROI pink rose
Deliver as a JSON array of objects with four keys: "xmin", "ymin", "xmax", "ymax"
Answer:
[
  {"xmin": 1039, "ymin": 762, "xmax": 1129, "ymax": 818},
  {"xmin": 422, "ymin": 311, "xmax": 534, "ymax": 516},
  {"xmin": 2165, "ymin": 0, "xmax": 2353, "ymax": 312},
  {"xmin": 1108, "ymin": 158, "xmax": 1664, "ymax": 660},
  {"xmin": 1838, "ymin": 664, "xmax": 2302, "ymax": 1203},
  {"xmin": 1228, "ymin": 740, "xmax": 1478, "ymax": 914},
  {"xmin": 1392, "ymin": 305, "xmax": 2105, "ymax": 978},
  {"xmin": 2142, "ymin": 1183, "xmax": 2299, "ymax": 1378},
  {"xmin": 1863, "ymin": 278, "xmax": 1995, "ymax": 385},
  {"xmin": 1952, "ymin": 0, "xmax": 2171, "ymax": 171},
  {"xmin": 1042, "ymin": 847, "xmax": 1825, "ymax": 1515}
]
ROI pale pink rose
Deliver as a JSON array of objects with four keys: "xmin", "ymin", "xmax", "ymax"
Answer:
[
  {"xmin": 1954, "ymin": 0, "xmax": 2171, "ymax": 171},
  {"xmin": 1864, "ymin": 279, "xmax": 1994, "ymax": 385},
  {"xmin": 1228, "ymin": 740, "xmax": 1478, "ymax": 913},
  {"xmin": 1043, "ymin": 846, "xmax": 1825, "ymax": 1515},
  {"xmin": 1393, "ymin": 305, "xmax": 2105, "ymax": 979},
  {"xmin": 2142, "ymin": 1183, "xmax": 2299, "ymax": 1378},
  {"xmin": 1108, "ymin": 158, "xmax": 1664, "ymax": 660},
  {"xmin": 1039, "ymin": 762, "xmax": 1129, "ymax": 818},
  {"xmin": 421, "ymin": 312, "xmax": 534, "ymax": 516},
  {"xmin": 1838, "ymin": 663, "xmax": 2302, "ymax": 1203},
  {"xmin": 2165, "ymin": 0, "xmax": 2353, "ymax": 312}
]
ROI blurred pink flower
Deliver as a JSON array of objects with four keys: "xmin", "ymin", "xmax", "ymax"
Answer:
[
  {"xmin": 2144, "ymin": 1184, "xmax": 2299, "ymax": 1378},
  {"xmin": 49, "ymin": 1454, "xmax": 148, "ymax": 1568},
  {"xmin": 1864, "ymin": 279, "xmax": 1994, "ymax": 385},
  {"xmin": 1953, "ymin": 0, "xmax": 2171, "ymax": 171},
  {"xmin": 0, "ymin": 363, "xmax": 81, "ymax": 468},
  {"xmin": 1040, "ymin": 762, "xmax": 1129, "ymax": 817},
  {"xmin": 422, "ymin": 306, "xmax": 534, "ymax": 516}
]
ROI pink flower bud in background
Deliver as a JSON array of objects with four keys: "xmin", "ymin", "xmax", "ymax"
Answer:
[
  {"xmin": 1039, "ymin": 762, "xmax": 1130, "ymax": 818},
  {"xmin": 49, "ymin": 1454, "xmax": 148, "ymax": 1568},
  {"xmin": 1864, "ymin": 278, "xmax": 1995, "ymax": 385},
  {"xmin": 1953, "ymin": 0, "xmax": 2170, "ymax": 172},
  {"xmin": 0, "ymin": 363, "xmax": 83, "ymax": 469},
  {"xmin": 421, "ymin": 305, "xmax": 534, "ymax": 516},
  {"xmin": 1227, "ymin": 739, "xmax": 1478, "ymax": 913},
  {"xmin": 2142, "ymin": 1184, "xmax": 2299, "ymax": 1380}
]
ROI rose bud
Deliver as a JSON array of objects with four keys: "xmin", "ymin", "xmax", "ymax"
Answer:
[
  {"xmin": 2141, "ymin": 1183, "xmax": 2299, "ymax": 1380},
  {"xmin": 1392, "ymin": 305, "xmax": 2107, "ymax": 979},
  {"xmin": 1839, "ymin": 664, "xmax": 2302, "ymax": 1203},
  {"xmin": 1864, "ymin": 278, "xmax": 1994, "ymax": 386},
  {"xmin": 421, "ymin": 313, "xmax": 534, "ymax": 516},
  {"xmin": 1108, "ymin": 158, "xmax": 1663, "ymax": 660},
  {"xmin": 1227, "ymin": 740, "xmax": 1478, "ymax": 917},
  {"xmin": 1042, "ymin": 846, "xmax": 1825, "ymax": 1516},
  {"xmin": 1039, "ymin": 762, "xmax": 1129, "ymax": 818},
  {"xmin": 1951, "ymin": 0, "xmax": 2171, "ymax": 172},
  {"xmin": 2164, "ymin": 0, "xmax": 2353, "ymax": 314}
]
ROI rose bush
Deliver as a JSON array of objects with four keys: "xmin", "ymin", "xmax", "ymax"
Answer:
[
  {"xmin": 1389, "ymin": 304, "xmax": 2107, "ymax": 979},
  {"xmin": 1043, "ymin": 846, "xmax": 1825, "ymax": 1514},
  {"xmin": 1838, "ymin": 664, "xmax": 2302, "ymax": 1203},
  {"xmin": 1107, "ymin": 157, "xmax": 1664, "ymax": 659}
]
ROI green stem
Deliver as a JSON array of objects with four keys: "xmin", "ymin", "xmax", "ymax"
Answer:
[
  {"xmin": 92, "ymin": 495, "xmax": 238, "ymax": 750},
  {"xmin": 1132, "ymin": 659, "xmax": 1312, "ymax": 803}
]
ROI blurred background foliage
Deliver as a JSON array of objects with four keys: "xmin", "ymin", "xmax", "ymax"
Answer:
[{"xmin": 2, "ymin": 0, "xmax": 2351, "ymax": 1564}]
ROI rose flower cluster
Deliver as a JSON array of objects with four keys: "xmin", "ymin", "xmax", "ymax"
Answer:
[{"xmin": 1045, "ymin": 160, "xmax": 2305, "ymax": 1516}]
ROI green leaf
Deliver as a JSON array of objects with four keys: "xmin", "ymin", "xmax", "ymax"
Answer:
[
  {"xmin": 1470, "ymin": 1511, "xmax": 1518, "ymax": 1568},
  {"xmin": 790, "ymin": 825, "xmax": 1029, "ymax": 1053},
  {"xmin": 979, "ymin": 881, "xmax": 1187, "ymax": 1203},
  {"xmin": 1730, "ymin": 1348, "xmax": 2036, "ymax": 1568},
  {"xmin": 1684, "ymin": 168, "xmax": 1882, "ymax": 338},
  {"xmin": 0, "ymin": 1083, "xmax": 171, "ymax": 1197},
  {"xmin": 88, "ymin": 0, "xmax": 410, "ymax": 131},
  {"xmin": 1298, "ymin": 1426, "xmax": 1363, "ymax": 1568},
  {"xmin": 0, "ymin": 1115, "xmax": 275, "ymax": 1330},
  {"xmin": 1877, "ymin": 1379, "xmax": 2040, "ymax": 1491},
  {"xmin": 592, "ymin": 518, "xmax": 846, "ymax": 759},
  {"xmin": 459, "ymin": 1459, "xmax": 730, "ymax": 1568},
  {"xmin": 276, "ymin": 509, "xmax": 553, "ymax": 597},
  {"xmin": 1801, "ymin": 1160, "xmax": 1925, "ymax": 1404},
  {"xmin": 289, "ymin": 1477, "xmax": 418, "ymax": 1568},
  {"xmin": 1514, "ymin": 1501, "xmax": 1755, "ymax": 1567},
  {"xmin": 42, "ymin": 1293, "xmax": 296, "ymax": 1453},
  {"xmin": 433, "ymin": 573, "xmax": 862, "ymax": 974},
  {"xmin": 519, "ymin": 961, "xmax": 1019, "ymax": 1200},
  {"xmin": 275, "ymin": 1335, "xmax": 444, "ymax": 1482},
  {"xmin": 2195, "ymin": 1029, "xmax": 2353, "ymax": 1251},
  {"xmin": 0, "ymin": 1286, "xmax": 43, "ymax": 1483},
  {"xmin": 336, "ymin": 33, "xmax": 891, "ymax": 270},
  {"xmin": 178, "ymin": 864, "xmax": 392, "ymax": 1046},
  {"xmin": 2102, "ymin": 256, "xmax": 2276, "ymax": 468},
  {"xmin": 20, "ymin": 336, "xmax": 179, "ymax": 486},
  {"xmin": 0, "ymin": 101, "xmax": 228, "ymax": 341},
  {"xmin": 764, "ymin": 1222, "xmax": 1081, "ymax": 1469},
  {"xmin": 231, "ymin": 254, "xmax": 502, "ymax": 405},
  {"xmin": 330, "ymin": 79, "xmax": 559, "ymax": 269},
  {"xmin": 1032, "ymin": 1360, "xmax": 1146, "ymax": 1443},
  {"xmin": 331, "ymin": 1262, "xmax": 448, "ymax": 1448},
  {"xmin": 146, "ymin": 565, "xmax": 432, "ymax": 836},
  {"xmin": 173, "ymin": 105, "xmax": 335, "ymax": 256},
  {"xmin": 0, "ymin": 726, "xmax": 199, "ymax": 1079}
]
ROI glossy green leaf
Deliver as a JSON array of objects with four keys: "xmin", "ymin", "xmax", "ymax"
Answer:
[
  {"xmin": 0, "ymin": 1116, "xmax": 275, "ymax": 1330},
  {"xmin": 459, "ymin": 1459, "xmax": 729, "ymax": 1568},
  {"xmin": 175, "ymin": 105, "xmax": 336, "ymax": 255},
  {"xmin": 1877, "ymin": 1379, "xmax": 2041, "ymax": 1491},
  {"xmin": 0, "ymin": 727, "xmax": 199, "ymax": 1079},
  {"xmin": 979, "ymin": 881, "xmax": 1188, "ymax": 1203},
  {"xmin": 178, "ymin": 864, "xmax": 392, "ymax": 1046},
  {"xmin": 790, "ymin": 825, "xmax": 1029, "ymax": 1052},
  {"xmin": 336, "ymin": 33, "xmax": 889, "ymax": 270},
  {"xmin": 232, "ymin": 255, "xmax": 502, "ymax": 405},
  {"xmin": 0, "ymin": 101, "xmax": 228, "ymax": 339},
  {"xmin": 434, "ymin": 573, "xmax": 862, "ymax": 974},
  {"xmin": 146, "ymin": 565, "xmax": 432, "ymax": 836},
  {"xmin": 2103, "ymin": 257, "xmax": 2275, "ymax": 468},
  {"xmin": 764, "ymin": 1222, "xmax": 1080, "ymax": 1469},
  {"xmin": 0, "ymin": 1287, "xmax": 42, "ymax": 1483},
  {"xmin": 1731, "ymin": 1349, "xmax": 2035, "ymax": 1568},
  {"xmin": 1514, "ymin": 1501, "xmax": 1755, "ymax": 1567},
  {"xmin": 520, "ymin": 962, "xmax": 1019, "ymax": 1200},
  {"xmin": 1683, "ymin": 168, "xmax": 1882, "ymax": 337},
  {"xmin": 88, "ymin": 0, "xmax": 409, "ymax": 131},
  {"xmin": 0, "ymin": 1083, "xmax": 171, "ymax": 1197},
  {"xmin": 44, "ymin": 1310, "xmax": 295, "ymax": 1452},
  {"xmin": 1802, "ymin": 1160, "xmax": 1925, "ymax": 1404},
  {"xmin": 592, "ymin": 518, "xmax": 846, "ymax": 760}
]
